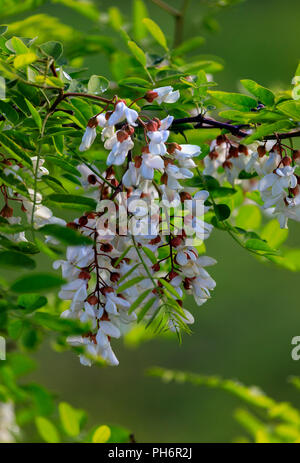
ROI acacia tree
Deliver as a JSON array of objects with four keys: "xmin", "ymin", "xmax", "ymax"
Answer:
[{"xmin": 0, "ymin": 0, "xmax": 300, "ymax": 443}]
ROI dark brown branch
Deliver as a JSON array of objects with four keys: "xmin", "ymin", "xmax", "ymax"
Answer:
[{"xmin": 172, "ymin": 114, "xmax": 300, "ymax": 141}]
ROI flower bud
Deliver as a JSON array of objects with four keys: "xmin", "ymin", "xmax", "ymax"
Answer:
[
  {"xmin": 149, "ymin": 236, "xmax": 161, "ymax": 245},
  {"xmin": 209, "ymin": 150, "xmax": 218, "ymax": 160},
  {"xmin": 134, "ymin": 156, "xmax": 142, "ymax": 168},
  {"xmin": 223, "ymin": 160, "xmax": 233, "ymax": 169},
  {"xmin": 79, "ymin": 216, "xmax": 88, "ymax": 226},
  {"xmin": 100, "ymin": 243, "xmax": 113, "ymax": 252},
  {"xmin": 228, "ymin": 146, "xmax": 239, "ymax": 158},
  {"xmin": 117, "ymin": 130, "xmax": 129, "ymax": 143},
  {"xmin": 110, "ymin": 272, "xmax": 120, "ymax": 282},
  {"xmin": 290, "ymin": 185, "xmax": 299, "ymax": 196},
  {"xmin": 125, "ymin": 125, "xmax": 135, "ymax": 136},
  {"xmin": 66, "ymin": 222, "xmax": 79, "ymax": 230},
  {"xmin": 0, "ymin": 204, "xmax": 13, "ymax": 218},
  {"xmin": 87, "ymin": 116, "xmax": 98, "ymax": 128},
  {"xmin": 100, "ymin": 286, "xmax": 114, "ymax": 295},
  {"xmin": 167, "ymin": 143, "xmax": 181, "ymax": 154},
  {"xmin": 180, "ymin": 191, "xmax": 192, "ymax": 202},
  {"xmin": 216, "ymin": 134, "xmax": 227, "ymax": 145},
  {"xmin": 171, "ymin": 236, "xmax": 182, "ymax": 247},
  {"xmin": 146, "ymin": 121, "xmax": 159, "ymax": 132},
  {"xmin": 88, "ymin": 174, "xmax": 97, "ymax": 184},
  {"xmin": 152, "ymin": 263, "xmax": 160, "ymax": 272},
  {"xmin": 169, "ymin": 270, "xmax": 179, "ymax": 280},
  {"xmin": 257, "ymin": 146, "xmax": 266, "ymax": 157},
  {"xmin": 293, "ymin": 150, "xmax": 300, "ymax": 164},
  {"xmin": 87, "ymin": 295, "xmax": 98, "ymax": 305},
  {"xmin": 238, "ymin": 144, "xmax": 248, "ymax": 155},
  {"xmin": 144, "ymin": 90, "xmax": 159, "ymax": 103},
  {"xmin": 282, "ymin": 156, "xmax": 292, "ymax": 166},
  {"xmin": 161, "ymin": 173, "xmax": 168, "ymax": 185},
  {"xmin": 78, "ymin": 270, "xmax": 91, "ymax": 280}
]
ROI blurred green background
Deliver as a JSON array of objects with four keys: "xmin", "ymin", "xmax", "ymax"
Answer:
[{"xmin": 4, "ymin": 0, "xmax": 300, "ymax": 442}]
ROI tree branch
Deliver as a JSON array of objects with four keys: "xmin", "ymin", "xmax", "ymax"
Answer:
[{"xmin": 172, "ymin": 113, "xmax": 300, "ymax": 141}]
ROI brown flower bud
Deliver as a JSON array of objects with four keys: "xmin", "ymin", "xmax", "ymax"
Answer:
[
  {"xmin": 125, "ymin": 125, "xmax": 135, "ymax": 136},
  {"xmin": 238, "ymin": 144, "xmax": 248, "ymax": 155},
  {"xmin": 161, "ymin": 172, "xmax": 168, "ymax": 185},
  {"xmin": 144, "ymin": 90, "xmax": 159, "ymax": 103},
  {"xmin": 110, "ymin": 272, "xmax": 120, "ymax": 282},
  {"xmin": 223, "ymin": 160, "xmax": 233, "ymax": 169},
  {"xmin": 0, "ymin": 204, "xmax": 13, "ymax": 218},
  {"xmin": 66, "ymin": 222, "xmax": 79, "ymax": 230},
  {"xmin": 78, "ymin": 270, "xmax": 91, "ymax": 280},
  {"xmin": 228, "ymin": 146, "xmax": 239, "ymax": 158},
  {"xmin": 171, "ymin": 236, "xmax": 182, "ymax": 247},
  {"xmin": 146, "ymin": 121, "xmax": 159, "ymax": 132},
  {"xmin": 87, "ymin": 295, "xmax": 98, "ymax": 305},
  {"xmin": 282, "ymin": 156, "xmax": 292, "ymax": 166},
  {"xmin": 149, "ymin": 236, "xmax": 161, "ymax": 245},
  {"xmin": 180, "ymin": 191, "xmax": 192, "ymax": 202},
  {"xmin": 209, "ymin": 150, "xmax": 218, "ymax": 160},
  {"xmin": 167, "ymin": 143, "xmax": 181, "ymax": 154},
  {"xmin": 88, "ymin": 174, "xmax": 97, "ymax": 184},
  {"xmin": 169, "ymin": 270, "xmax": 179, "ymax": 280},
  {"xmin": 152, "ymin": 263, "xmax": 160, "ymax": 272},
  {"xmin": 290, "ymin": 185, "xmax": 299, "ymax": 196},
  {"xmin": 134, "ymin": 156, "xmax": 142, "ymax": 168},
  {"xmin": 100, "ymin": 243, "xmax": 113, "ymax": 253},
  {"xmin": 216, "ymin": 134, "xmax": 226, "ymax": 145},
  {"xmin": 79, "ymin": 216, "xmax": 88, "ymax": 227},
  {"xmin": 257, "ymin": 146, "xmax": 266, "ymax": 157},
  {"xmin": 100, "ymin": 286, "xmax": 114, "ymax": 295},
  {"xmin": 117, "ymin": 130, "xmax": 129, "ymax": 143},
  {"xmin": 87, "ymin": 116, "xmax": 98, "ymax": 128}
]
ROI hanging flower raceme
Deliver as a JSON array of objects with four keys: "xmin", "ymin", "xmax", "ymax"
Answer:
[{"xmin": 55, "ymin": 89, "xmax": 218, "ymax": 367}]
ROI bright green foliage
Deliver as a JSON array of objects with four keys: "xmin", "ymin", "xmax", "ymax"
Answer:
[{"xmin": 149, "ymin": 367, "xmax": 300, "ymax": 443}]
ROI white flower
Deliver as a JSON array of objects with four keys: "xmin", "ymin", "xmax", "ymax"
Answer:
[
  {"xmin": 105, "ymin": 291, "xmax": 130, "ymax": 316},
  {"xmin": 53, "ymin": 245, "xmax": 94, "ymax": 280},
  {"xmin": 122, "ymin": 162, "xmax": 141, "ymax": 188},
  {"xmin": 259, "ymin": 166, "xmax": 297, "ymax": 208},
  {"xmin": 106, "ymin": 136, "xmax": 134, "ymax": 166},
  {"xmin": 108, "ymin": 101, "xmax": 138, "ymax": 127},
  {"xmin": 165, "ymin": 164, "xmax": 193, "ymax": 190},
  {"xmin": 140, "ymin": 153, "xmax": 164, "ymax": 180},
  {"xmin": 79, "ymin": 126, "xmax": 97, "ymax": 152},
  {"xmin": 31, "ymin": 156, "xmax": 49, "ymax": 177},
  {"xmin": 149, "ymin": 86, "xmax": 180, "ymax": 104},
  {"xmin": 147, "ymin": 116, "xmax": 173, "ymax": 155}
]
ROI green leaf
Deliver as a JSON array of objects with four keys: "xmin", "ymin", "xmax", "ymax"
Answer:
[
  {"xmin": 210, "ymin": 187, "xmax": 236, "ymax": 198},
  {"xmin": 108, "ymin": 6, "xmax": 123, "ymax": 30},
  {"xmin": 17, "ymin": 294, "xmax": 47, "ymax": 312},
  {"xmin": 117, "ymin": 276, "xmax": 145, "ymax": 293},
  {"xmin": 277, "ymin": 100, "xmax": 300, "ymax": 121},
  {"xmin": 143, "ymin": 18, "xmax": 168, "ymax": 51},
  {"xmin": 240, "ymin": 79, "xmax": 275, "ymax": 106},
  {"xmin": 25, "ymin": 98, "xmax": 42, "ymax": 130},
  {"xmin": 236, "ymin": 205, "xmax": 262, "ymax": 230},
  {"xmin": 128, "ymin": 40, "xmax": 147, "ymax": 67},
  {"xmin": 92, "ymin": 425, "xmax": 111, "ymax": 443},
  {"xmin": 8, "ymin": 319, "xmax": 23, "ymax": 340},
  {"xmin": 137, "ymin": 296, "xmax": 156, "ymax": 322},
  {"xmin": 214, "ymin": 204, "xmax": 231, "ymax": 221},
  {"xmin": 38, "ymin": 224, "xmax": 93, "ymax": 245},
  {"xmin": 128, "ymin": 288, "xmax": 152, "ymax": 314},
  {"xmin": 243, "ymin": 120, "xmax": 293, "ymax": 144},
  {"xmin": 35, "ymin": 417, "xmax": 60, "ymax": 444},
  {"xmin": 45, "ymin": 156, "xmax": 80, "ymax": 177},
  {"xmin": 59, "ymin": 402, "xmax": 83, "ymax": 437},
  {"xmin": 159, "ymin": 279, "xmax": 181, "ymax": 299},
  {"xmin": 142, "ymin": 246, "xmax": 157, "ymax": 264},
  {"xmin": 260, "ymin": 219, "xmax": 288, "ymax": 248},
  {"xmin": 0, "ymin": 101, "xmax": 19, "ymax": 124},
  {"xmin": 0, "ymin": 251, "xmax": 36, "ymax": 269},
  {"xmin": 10, "ymin": 36, "xmax": 29, "ymax": 54},
  {"xmin": 133, "ymin": 0, "xmax": 148, "ymax": 41},
  {"xmin": 47, "ymin": 193, "xmax": 97, "ymax": 210},
  {"xmin": 119, "ymin": 77, "xmax": 150, "ymax": 90},
  {"xmin": 245, "ymin": 239, "xmax": 278, "ymax": 255},
  {"xmin": 87, "ymin": 75, "xmax": 109, "ymax": 95},
  {"xmin": 40, "ymin": 41, "xmax": 63, "ymax": 60},
  {"xmin": 14, "ymin": 52, "xmax": 37, "ymax": 69},
  {"xmin": 209, "ymin": 91, "xmax": 257, "ymax": 111},
  {"xmin": 11, "ymin": 273, "xmax": 65, "ymax": 293}
]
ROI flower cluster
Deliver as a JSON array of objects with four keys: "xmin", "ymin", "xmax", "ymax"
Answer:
[
  {"xmin": 55, "ymin": 87, "xmax": 217, "ymax": 366},
  {"xmin": 203, "ymin": 134, "xmax": 300, "ymax": 228}
]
